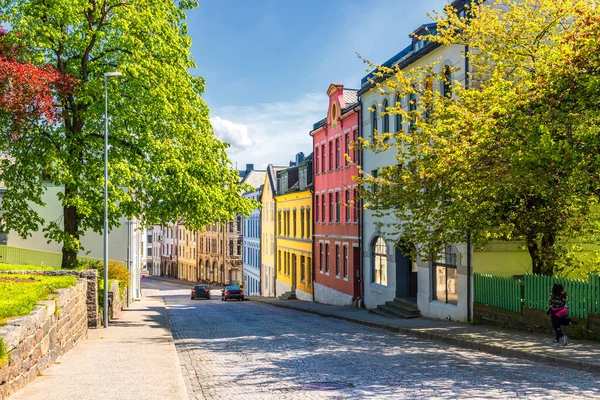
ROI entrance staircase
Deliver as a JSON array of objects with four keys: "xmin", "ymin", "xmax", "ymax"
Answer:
[
  {"xmin": 369, "ymin": 298, "xmax": 421, "ymax": 319},
  {"xmin": 279, "ymin": 291, "xmax": 297, "ymax": 300}
]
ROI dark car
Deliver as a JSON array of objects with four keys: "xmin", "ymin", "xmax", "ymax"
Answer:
[
  {"xmin": 221, "ymin": 286, "xmax": 244, "ymax": 301},
  {"xmin": 191, "ymin": 285, "xmax": 211, "ymax": 300}
]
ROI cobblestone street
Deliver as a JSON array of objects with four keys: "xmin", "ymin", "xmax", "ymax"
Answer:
[{"xmin": 144, "ymin": 278, "xmax": 600, "ymax": 400}]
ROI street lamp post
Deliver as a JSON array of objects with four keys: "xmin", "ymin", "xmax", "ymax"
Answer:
[{"xmin": 104, "ymin": 71, "xmax": 122, "ymax": 328}]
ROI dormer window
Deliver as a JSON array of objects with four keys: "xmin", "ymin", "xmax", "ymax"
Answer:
[{"xmin": 414, "ymin": 39, "xmax": 425, "ymax": 51}]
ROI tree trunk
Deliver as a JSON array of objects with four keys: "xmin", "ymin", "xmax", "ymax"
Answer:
[
  {"xmin": 526, "ymin": 237, "xmax": 542, "ymax": 275},
  {"xmin": 540, "ymin": 233, "xmax": 556, "ymax": 276},
  {"xmin": 61, "ymin": 185, "xmax": 79, "ymax": 268}
]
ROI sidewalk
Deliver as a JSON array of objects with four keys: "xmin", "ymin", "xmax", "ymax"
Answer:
[
  {"xmin": 250, "ymin": 296, "xmax": 600, "ymax": 375},
  {"xmin": 9, "ymin": 294, "xmax": 189, "ymax": 400}
]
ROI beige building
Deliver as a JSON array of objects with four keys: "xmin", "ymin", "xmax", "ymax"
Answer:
[
  {"xmin": 197, "ymin": 218, "xmax": 242, "ymax": 285},
  {"xmin": 176, "ymin": 224, "xmax": 198, "ymax": 282}
]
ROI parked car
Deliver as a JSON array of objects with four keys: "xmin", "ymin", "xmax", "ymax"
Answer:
[
  {"xmin": 191, "ymin": 285, "xmax": 211, "ymax": 300},
  {"xmin": 221, "ymin": 286, "xmax": 244, "ymax": 301}
]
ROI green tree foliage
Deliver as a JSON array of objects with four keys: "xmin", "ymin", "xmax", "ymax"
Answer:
[
  {"xmin": 0, "ymin": 1, "xmax": 256, "ymax": 267},
  {"xmin": 359, "ymin": 0, "xmax": 600, "ymax": 275}
]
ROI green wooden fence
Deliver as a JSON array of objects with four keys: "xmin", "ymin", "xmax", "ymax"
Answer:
[
  {"xmin": 475, "ymin": 271, "xmax": 600, "ymax": 319},
  {"xmin": 474, "ymin": 273, "xmax": 523, "ymax": 313},
  {"xmin": 0, "ymin": 245, "xmax": 103, "ymax": 268},
  {"xmin": 524, "ymin": 274, "xmax": 599, "ymax": 319}
]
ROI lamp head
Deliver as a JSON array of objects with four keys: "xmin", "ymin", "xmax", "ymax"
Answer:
[{"xmin": 104, "ymin": 71, "xmax": 123, "ymax": 77}]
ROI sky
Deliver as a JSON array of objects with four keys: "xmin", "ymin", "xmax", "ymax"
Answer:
[{"xmin": 186, "ymin": 0, "xmax": 450, "ymax": 170}]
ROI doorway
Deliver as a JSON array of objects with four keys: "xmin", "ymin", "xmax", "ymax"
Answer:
[{"xmin": 395, "ymin": 247, "xmax": 418, "ymax": 299}]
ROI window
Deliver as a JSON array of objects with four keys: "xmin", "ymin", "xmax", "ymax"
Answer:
[
  {"xmin": 353, "ymin": 130, "xmax": 359, "ymax": 163},
  {"xmin": 316, "ymin": 197, "xmax": 320, "ymax": 223},
  {"xmin": 409, "ymin": 93, "xmax": 417, "ymax": 130},
  {"xmin": 300, "ymin": 208, "xmax": 305, "ymax": 238},
  {"xmin": 293, "ymin": 209, "xmax": 297, "ymax": 237},
  {"xmin": 307, "ymin": 257, "xmax": 312, "ymax": 284},
  {"xmin": 316, "ymin": 148, "xmax": 320, "ymax": 174},
  {"xmin": 335, "ymin": 138, "xmax": 340, "ymax": 168},
  {"xmin": 345, "ymin": 133, "xmax": 350, "ymax": 166},
  {"xmin": 278, "ymin": 250, "xmax": 282, "ymax": 273},
  {"xmin": 321, "ymin": 195, "xmax": 326, "ymax": 222},
  {"xmin": 306, "ymin": 207, "xmax": 311, "ymax": 238},
  {"xmin": 335, "ymin": 245, "xmax": 340, "ymax": 276},
  {"xmin": 329, "ymin": 193, "xmax": 334, "ymax": 223},
  {"xmin": 329, "ymin": 141, "xmax": 334, "ymax": 170},
  {"xmin": 372, "ymin": 237, "xmax": 387, "ymax": 285},
  {"xmin": 335, "ymin": 192, "xmax": 340, "ymax": 223},
  {"xmin": 301, "ymin": 255, "xmax": 306, "ymax": 282},
  {"xmin": 343, "ymin": 246, "xmax": 348, "ymax": 278},
  {"xmin": 321, "ymin": 144, "xmax": 326, "ymax": 173},
  {"xmin": 371, "ymin": 169, "xmax": 379, "ymax": 196},
  {"xmin": 319, "ymin": 243, "xmax": 324, "ymax": 271},
  {"xmin": 442, "ymin": 65, "xmax": 452, "ymax": 98},
  {"xmin": 147, "ymin": 234, "xmax": 153, "ymax": 244},
  {"xmin": 147, "ymin": 248, "xmax": 152, "ymax": 257},
  {"xmin": 299, "ymin": 167, "xmax": 307, "ymax": 190},
  {"xmin": 382, "ymin": 98, "xmax": 389, "ymax": 135},
  {"xmin": 345, "ymin": 190, "xmax": 351, "ymax": 223},
  {"xmin": 325, "ymin": 244, "xmax": 330, "ymax": 273},
  {"xmin": 395, "ymin": 95, "xmax": 402, "ymax": 133},
  {"xmin": 434, "ymin": 249, "xmax": 458, "ymax": 305},
  {"xmin": 229, "ymin": 240, "xmax": 234, "ymax": 256},
  {"xmin": 371, "ymin": 107, "xmax": 377, "ymax": 142},
  {"xmin": 353, "ymin": 189, "xmax": 359, "ymax": 222}
]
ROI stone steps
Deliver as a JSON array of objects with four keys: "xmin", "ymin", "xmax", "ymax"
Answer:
[
  {"xmin": 278, "ymin": 291, "xmax": 297, "ymax": 300},
  {"xmin": 369, "ymin": 297, "xmax": 421, "ymax": 319}
]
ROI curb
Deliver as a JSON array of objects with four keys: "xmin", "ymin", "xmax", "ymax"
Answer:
[{"xmin": 250, "ymin": 297, "xmax": 600, "ymax": 376}]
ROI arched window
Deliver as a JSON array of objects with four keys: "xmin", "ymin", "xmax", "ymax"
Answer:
[
  {"xmin": 395, "ymin": 95, "xmax": 403, "ymax": 133},
  {"xmin": 408, "ymin": 93, "xmax": 417, "ymax": 130},
  {"xmin": 331, "ymin": 103, "xmax": 337, "ymax": 125},
  {"xmin": 441, "ymin": 65, "xmax": 452, "ymax": 98},
  {"xmin": 382, "ymin": 99, "xmax": 389, "ymax": 135},
  {"xmin": 371, "ymin": 106, "xmax": 378, "ymax": 142},
  {"xmin": 372, "ymin": 237, "xmax": 387, "ymax": 285}
]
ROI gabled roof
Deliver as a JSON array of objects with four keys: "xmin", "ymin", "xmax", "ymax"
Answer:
[
  {"xmin": 264, "ymin": 164, "xmax": 287, "ymax": 196},
  {"xmin": 240, "ymin": 169, "xmax": 267, "ymax": 190}
]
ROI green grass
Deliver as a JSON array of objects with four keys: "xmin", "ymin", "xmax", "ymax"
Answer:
[
  {"xmin": 0, "ymin": 274, "xmax": 76, "ymax": 323},
  {"xmin": 0, "ymin": 338, "xmax": 7, "ymax": 367},
  {"xmin": 0, "ymin": 262, "xmax": 57, "ymax": 271}
]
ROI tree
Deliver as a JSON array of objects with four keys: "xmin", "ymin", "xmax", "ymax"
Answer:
[
  {"xmin": 358, "ymin": 0, "xmax": 600, "ymax": 275},
  {"xmin": 0, "ymin": 1, "xmax": 255, "ymax": 267}
]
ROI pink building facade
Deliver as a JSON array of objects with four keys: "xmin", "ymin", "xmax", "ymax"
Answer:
[{"xmin": 310, "ymin": 84, "xmax": 361, "ymax": 306}]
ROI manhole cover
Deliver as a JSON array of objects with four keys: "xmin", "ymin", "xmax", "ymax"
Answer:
[{"xmin": 301, "ymin": 382, "xmax": 354, "ymax": 391}]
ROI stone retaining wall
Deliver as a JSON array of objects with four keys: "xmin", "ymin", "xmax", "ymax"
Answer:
[
  {"xmin": 474, "ymin": 303, "xmax": 600, "ymax": 341},
  {"xmin": 109, "ymin": 280, "xmax": 124, "ymax": 320},
  {"xmin": 0, "ymin": 270, "xmax": 98, "ymax": 328},
  {"xmin": 0, "ymin": 278, "xmax": 88, "ymax": 399}
]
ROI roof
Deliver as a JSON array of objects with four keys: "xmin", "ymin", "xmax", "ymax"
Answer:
[
  {"xmin": 265, "ymin": 164, "xmax": 287, "ymax": 195},
  {"xmin": 240, "ymin": 169, "xmax": 267, "ymax": 190},
  {"xmin": 358, "ymin": 1, "xmax": 475, "ymax": 95},
  {"xmin": 343, "ymin": 90, "xmax": 358, "ymax": 106}
]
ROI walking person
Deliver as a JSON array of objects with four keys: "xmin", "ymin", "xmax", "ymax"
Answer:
[{"xmin": 547, "ymin": 282, "xmax": 569, "ymax": 345}]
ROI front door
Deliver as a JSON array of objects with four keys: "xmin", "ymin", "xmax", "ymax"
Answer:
[
  {"xmin": 353, "ymin": 247, "xmax": 362, "ymax": 301},
  {"xmin": 395, "ymin": 247, "xmax": 418, "ymax": 299}
]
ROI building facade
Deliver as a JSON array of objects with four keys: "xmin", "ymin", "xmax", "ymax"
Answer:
[
  {"xmin": 358, "ymin": 5, "xmax": 472, "ymax": 321},
  {"xmin": 151, "ymin": 225, "xmax": 162, "ymax": 276},
  {"xmin": 197, "ymin": 217, "xmax": 243, "ymax": 285},
  {"xmin": 311, "ymin": 84, "xmax": 361, "ymax": 307},
  {"xmin": 145, "ymin": 227, "xmax": 153, "ymax": 274},
  {"xmin": 260, "ymin": 165, "xmax": 285, "ymax": 297},
  {"xmin": 161, "ymin": 225, "xmax": 177, "ymax": 277},
  {"xmin": 176, "ymin": 224, "xmax": 198, "ymax": 282},
  {"xmin": 242, "ymin": 187, "xmax": 262, "ymax": 296},
  {"xmin": 275, "ymin": 153, "xmax": 314, "ymax": 301}
]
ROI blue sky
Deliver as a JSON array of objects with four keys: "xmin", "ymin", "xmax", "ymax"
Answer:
[{"xmin": 186, "ymin": 0, "xmax": 450, "ymax": 169}]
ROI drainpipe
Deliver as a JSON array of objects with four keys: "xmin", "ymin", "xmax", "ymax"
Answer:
[{"xmin": 358, "ymin": 98, "xmax": 365, "ymax": 308}]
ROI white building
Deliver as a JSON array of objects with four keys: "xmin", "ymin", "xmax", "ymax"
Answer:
[
  {"xmin": 358, "ymin": 9, "xmax": 473, "ymax": 322},
  {"xmin": 242, "ymin": 186, "xmax": 263, "ymax": 296},
  {"xmin": 151, "ymin": 225, "xmax": 162, "ymax": 276},
  {"xmin": 0, "ymin": 184, "xmax": 144, "ymax": 301}
]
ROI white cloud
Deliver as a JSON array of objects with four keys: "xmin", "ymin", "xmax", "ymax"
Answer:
[
  {"xmin": 210, "ymin": 116, "xmax": 254, "ymax": 151},
  {"xmin": 211, "ymin": 92, "xmax": 329, "ymax": 169}
]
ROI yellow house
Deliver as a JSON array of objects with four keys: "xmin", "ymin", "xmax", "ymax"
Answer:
[
  {"xmin": 275, "ymin": 153, "xmax": 313, "ymax": 301},
  {"xmin": 260, "ymin": 164, "xmax": 285, "ymax": 297}
]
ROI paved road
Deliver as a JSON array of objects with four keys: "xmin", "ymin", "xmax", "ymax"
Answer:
[{"xmin": 143, "ymin": 278, "xmax": 600, "ymax": 400}]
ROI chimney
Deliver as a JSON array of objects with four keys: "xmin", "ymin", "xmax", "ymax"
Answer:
[
  {"xmin": 295, "ymin": 152, "xmax": 305, "ymax": 165},
  {"xmin": 245, "ymin": 163, "xmax": 254, "ymax": 174}
]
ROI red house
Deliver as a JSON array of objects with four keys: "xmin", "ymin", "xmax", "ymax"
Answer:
[{"xmin": 310, "ymin": 84, "xmax": 361, "ymax": 306}]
